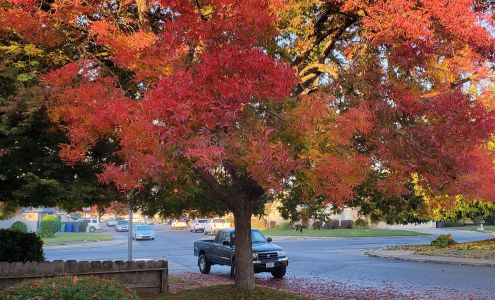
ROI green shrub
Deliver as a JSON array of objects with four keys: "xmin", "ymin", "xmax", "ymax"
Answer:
[
  {"xmin": 275, "ymin": 221, "xmax": 292, "ymax": 230},
  {"xmin": 340, "ymin": 220, "xmax": 354, "ymax": 229},
  {"xmin": 0, "ymin": 229, "xmax": 44, "ymax": 262},
  {"xmin": 325, "ymin": 219, "xmax": 340, "ymax": 229},
  {"xmin": 431, "ymin": 234, "xmax": 457, "ymax": 248},
  {"xmin": 0, "ymin": 276, "xmax": 139, "ymax": 300},
  {"xmin": 10, "ymin": 221, "xmax": 28, "ymax": 233},
  {"xmin": 354, "ymin": 218, "xmax": 368, "ymax": 229},
  {"xmin": 39, "ymin": 215, "xmax": 61, "ymax": 238}
]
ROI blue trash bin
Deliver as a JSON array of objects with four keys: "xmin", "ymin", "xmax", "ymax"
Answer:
[{"xmin": 65, "ymin": 223, "xmax": 74, "ymax": 232}]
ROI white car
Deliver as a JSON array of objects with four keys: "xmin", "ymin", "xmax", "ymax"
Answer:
[
  {"xmin": 190, "ymin": 219, "xmax": 209, "ymax": 232},
  {"xmin": 204, "ymin": 218, "xmax": 230, "ymax": 235},
  {"xmin": 171, "ymin": 220, "xmax": 187, "ymax": 230},
  {"xmin": 77, "ymin": 218, "xmax": 101, "ymax": 232}
]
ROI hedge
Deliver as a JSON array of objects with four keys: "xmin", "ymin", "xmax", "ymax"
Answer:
[
  {"xmin": 0, "ymin": 229, "xmax": 44, "ymax": 262},
  {"xmin": 39, "ymin": 214, "xmax": 61, "ymax": 238},
  {"xmin": 0, "ymin": 276, "xmax": 139, "ymax": 300},
  {"xmin": 10, "ymin": 221, "xmax": 28, "ymax": 233}
]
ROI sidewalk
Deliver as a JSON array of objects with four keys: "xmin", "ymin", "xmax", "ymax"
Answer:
[{"xmin": 368, "ymin": 248, "xmax": 495, "ymax": 267}]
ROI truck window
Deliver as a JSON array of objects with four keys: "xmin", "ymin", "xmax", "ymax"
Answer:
[
  {"xmin": 221, "ymin": 231, "xmax": 230, "ymax": 243},
  {"xmin": 214, "ymin": 231, "xmax": 222, "ymax": 243}
]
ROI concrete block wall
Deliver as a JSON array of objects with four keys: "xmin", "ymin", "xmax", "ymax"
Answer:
[{"xmin": 0, "ymin": 259, "xmax": 168, "ymax": 294}]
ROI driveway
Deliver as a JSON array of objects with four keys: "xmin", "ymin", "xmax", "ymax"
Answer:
[{"xmin": 45, "ymin": 226, "xmax": 495, "ymax": 299}]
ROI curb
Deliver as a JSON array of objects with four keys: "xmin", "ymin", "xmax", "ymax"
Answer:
[
  {"xmin": 44, "ymin": 239, "xmax": 125, "ymax": 249},
  {"xmin": 367, "ymin": 249, "xmax": 495, "ymax": 267}
]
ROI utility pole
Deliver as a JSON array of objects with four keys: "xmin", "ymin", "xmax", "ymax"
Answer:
[{"xmin": 128, "ymin": 201, "xmax": 133, "ymax": 261}]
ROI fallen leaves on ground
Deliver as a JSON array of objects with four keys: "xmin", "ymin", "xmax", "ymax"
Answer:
[{"xmin": 167, "ymin": 272, "xmax": 492, "ymax": 299}]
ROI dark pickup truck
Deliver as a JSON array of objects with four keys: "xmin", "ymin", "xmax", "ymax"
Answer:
[{"xmin": 193, "ymin": 228, "xmax": 288, "ymax": 278}]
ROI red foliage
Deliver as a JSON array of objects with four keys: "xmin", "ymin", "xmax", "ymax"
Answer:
[{"xmin": 5, "ymin": 0, "xmax": 494, "ymax": 205}]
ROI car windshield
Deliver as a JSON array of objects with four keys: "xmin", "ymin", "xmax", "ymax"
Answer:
[
  {"xmin": 213, "ymin": 219, "xmax": 226, "ymax": 223},
  {"xmin": 137, "ymin": 225, "xmax": 152, "ymax": 231},
  {"xmin": 251, "ymin": 230, "xmax": 267, "ymax": 243},
  {"xmin": 198, "ymin": 219, "xmax": 207, "ymax": 223},
  {"xmin": 118, "ymin": 221, "xmax": 128, "ymax": 225}
]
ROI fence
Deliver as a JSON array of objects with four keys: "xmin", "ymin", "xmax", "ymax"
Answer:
[{"xmin": 0, "ymin": 259, "xmax": 168, "ymax": 294}]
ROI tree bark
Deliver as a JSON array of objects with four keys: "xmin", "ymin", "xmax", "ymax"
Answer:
[{"xmin": 231, "ymin": 199, "xmax": 255, "ymax": 290}]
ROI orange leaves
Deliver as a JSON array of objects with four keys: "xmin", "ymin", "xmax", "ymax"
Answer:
[
  {"xmin": 312, "ymin": 153, "xmax": 369, "ymax": 205},
  {"xmin": 58, "ymin": 144, "xmax": 87, "ymax": 166},
  {"xmin": 90, "ymin": 21, "xmax": 162, "ymax": 81},
  {"xmin": 246, "ymin": 129, "xmax": 298, "ymax": 192}
]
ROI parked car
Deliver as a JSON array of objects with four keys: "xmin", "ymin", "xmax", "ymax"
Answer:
[
  {"xmin": 190, "ymin": 219, "xmax": 209, "ymax": 232},
  {"xmin": 86, "ymin": 218, "xmax": 101, "ymax": 232},
  {"xmin": 204, "ymin": 218, "xmax": 230, "ymax": 235},
  {"xmin": 132, "ymin": 225, "xmax": 155, "ymax": 240},
  {"xmin": 75, "ymin": 218, "xmax": 101, "ymax": 232},
  {"xmin": 106, "ymin": 218, "xmax": 118, "ymax": 227},
  {"xmin": 115, "ymin": 220, "xmax": 129, "ymax": 232},
  {"xmin": 171, "ymin": 219, "xmax": 187, "ymax": 230},
  {"xmin": 194, "ymin": 229, "xmax": 288, "ymax": 278}
]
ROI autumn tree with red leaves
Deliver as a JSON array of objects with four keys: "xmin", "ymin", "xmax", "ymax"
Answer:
[{"xmin": 2, "ymin": 0, "xmax": 495, "ymax": 290}]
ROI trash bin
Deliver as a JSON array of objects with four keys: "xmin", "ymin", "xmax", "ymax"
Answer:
[
  {"xmin": 65, "ymin": 223, "xmax": 74, "ymax": 232},
  {"xmin": 72, "ymin": 222, "xmax": 80, "ymax": 232}
]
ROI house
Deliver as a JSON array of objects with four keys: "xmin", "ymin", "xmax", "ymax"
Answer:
[{"xmin": 0, "ymin": 207, "xmax": 59, "ymax": 232}]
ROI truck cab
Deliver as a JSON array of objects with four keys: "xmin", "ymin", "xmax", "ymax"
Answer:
[{"xmin": 193, "ymin": 228, "xmax": 288, "ymax": 278}]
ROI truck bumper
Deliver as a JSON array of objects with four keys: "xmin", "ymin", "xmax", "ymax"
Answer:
[{"xmin": 253, "ymin": 257, "xmax": 288, "ymax": 273}]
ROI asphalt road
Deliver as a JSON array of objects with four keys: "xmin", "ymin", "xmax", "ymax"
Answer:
[{"xmin": 45, "ymin": 226, "xmax": 495, "ymax": 298}]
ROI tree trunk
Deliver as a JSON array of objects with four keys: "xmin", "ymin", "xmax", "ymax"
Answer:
[{"xmin": 232, "ymin": 200, "xmax": 255, "ymax": 290}]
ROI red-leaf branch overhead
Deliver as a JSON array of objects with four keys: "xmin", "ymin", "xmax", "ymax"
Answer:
[
  {"xmin": 4, "ymin": 0, "xmax": 495, "ymax": 205},
  {"xmin": 33, "ymin": 0, "xmax": 298, "ymax": 193}
]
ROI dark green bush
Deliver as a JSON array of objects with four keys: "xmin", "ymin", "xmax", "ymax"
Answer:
[
  {"xmin": 10, "ymin": 221, "xmax": 28, "ymax": 233},
  {"xmin": 340, "ymin": 220, "xmax": 354, "ymax": 229},
  {"xmin": 294, "ymin": 223, "xmax": 307, "ymax": 232},
  {"xmin": 0, "ymin": 276, "xmax": 139, "ymax": 300},
  {"xmin": 325, "ymin": 219, "xmax": 340, "ymax": 229},
  {"xmin": 444, "ymin": 221, "xmax": 464, "ymax": 227},
  {"xmin": 354, "ymin": 218, "xmax": 368, "ymax": 229},
  {"xmin": 0, "ymin": 229, "xmax": 44, "ymax": 262},
  {"xmin": 312, "ymin": 220, "xmax": 323, "ymax": 230},
  {"xmin": 39, "ymin": 215, "xmax": 61, "ymax": 238},
  {"xmin": 431, "ymin": 234, "xmax": 457, "ymax": 248}
]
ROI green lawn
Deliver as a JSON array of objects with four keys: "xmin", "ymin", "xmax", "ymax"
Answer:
[
  {"xmin": 390, "ymin": 238, "xmax": 495, "ymax": 259},
  {"xmin": 43, "ymin": 232, "xmax": 112, "ymax": 244},
  {"xmin": 142, "ymin": 285, "xmax": 310, "ymax": 300},
  {"xmin": 262, "ymin": 228, "xmax": 426, "ymax": 238}
]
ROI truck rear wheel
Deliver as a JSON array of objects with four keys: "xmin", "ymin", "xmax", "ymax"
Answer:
[
  {"xmin": 198, "ymin": 254, "xmax": 211, "ymax": 274},
  {"xmin": 271, "ymin": 266, "xmax": 286, "ymax": 279}
]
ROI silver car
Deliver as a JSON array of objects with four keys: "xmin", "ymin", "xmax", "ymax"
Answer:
[
  {"xmin": 115, "ymin": 220, "xmax": 129, "ymax": 232},
  {"xmin": 133, "ymin": 225, "xmax": 155, "ymax": 240}
]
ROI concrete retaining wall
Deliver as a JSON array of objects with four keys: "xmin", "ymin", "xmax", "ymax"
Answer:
[{"xmin": 0, "ymin": 259, "xmax": 168, "ymax": 294}]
